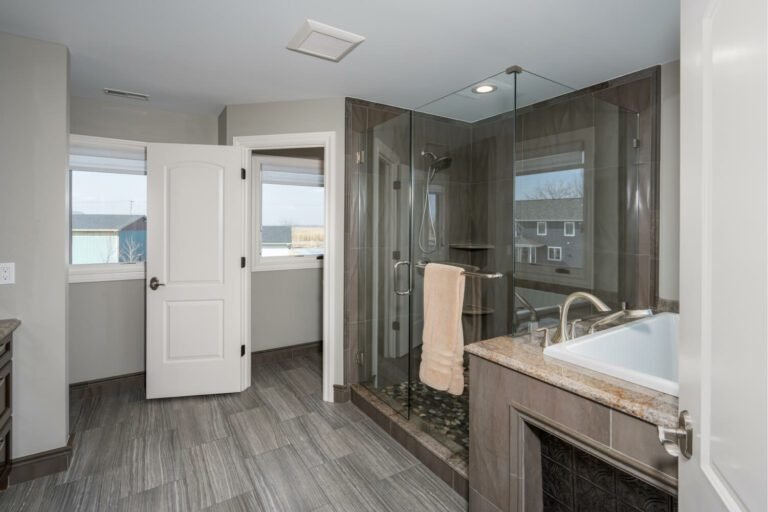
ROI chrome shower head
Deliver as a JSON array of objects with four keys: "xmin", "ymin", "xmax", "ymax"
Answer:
[
  {"xmin": 421, "ymin": 151, "xmax": 453, "ymax": 172},
  {"xmin": 431, "ymin": 156, "xmax": 453, "ymax": 171}
]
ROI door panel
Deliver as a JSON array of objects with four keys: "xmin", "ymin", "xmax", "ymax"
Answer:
[
  {"xmin": 166, "ymin": 164, "xmax": 224, "ymax": 283},
  {"xmin": 146, "ymin": 144, "xmax": 245, "ymax": 399},
  {"xmin": 680, "ymin": 0, "xmax": 768, "ymax": 509}
]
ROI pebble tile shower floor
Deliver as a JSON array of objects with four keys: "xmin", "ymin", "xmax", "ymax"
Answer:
[
  {"xmin": 378, "ymin": 381, "xmax": 469, "ymax": 461},
  {"xmin": 0, "ymin": 353, "xmax": 466, "ymax": 512}
]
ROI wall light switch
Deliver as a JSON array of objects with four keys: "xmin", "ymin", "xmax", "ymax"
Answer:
[{"xmin": 0, "ymin": 263, "xmax": 15, "ymax": 284}]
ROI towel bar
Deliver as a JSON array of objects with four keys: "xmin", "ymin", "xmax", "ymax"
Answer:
[{"xmin": 415, "ymin": 261, "xmax": 503, "ymax": 280}]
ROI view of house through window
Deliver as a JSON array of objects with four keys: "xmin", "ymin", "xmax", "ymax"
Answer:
[
  {"xmin": 257, "ymin": 154, "xmax": 325, "ymax": 259},
  {"xmin": 69, "ymin": 139, "xmax": 147, "ymax": 265},
  {"xmin": 514, "ymin": 150, "xmax": 586, "ymax": 275}
]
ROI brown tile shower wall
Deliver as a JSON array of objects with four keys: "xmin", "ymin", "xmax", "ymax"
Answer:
[
  {"xmin": 471, "ymin": 66, "xmax": 661, "ymax": 313},
  {"xmin": 343, "ymin": 68, "xmax": 663, "ymax": 385}
]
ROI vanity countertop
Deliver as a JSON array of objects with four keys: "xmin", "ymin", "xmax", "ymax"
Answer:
[
  {"xmin": 465, "ymin": 333, "xmax": 679, "ymax": 428},
  {"xmin": 0, "ymin": 319, "xmax": 21, "ymax": 340}
]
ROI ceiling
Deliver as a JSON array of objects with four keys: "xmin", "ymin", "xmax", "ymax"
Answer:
[{"xmin": 0, "ymin": 0, "xmax": 679, "ymax": 114}]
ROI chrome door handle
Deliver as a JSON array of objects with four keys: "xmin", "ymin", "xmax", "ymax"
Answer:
[
  {"xmin": 393, "ymin": 260, "xmax": 412, "ymax": 296},
  {"xmin": 149, "ymin": 277, "xmax": 165, "ymax": 291}
]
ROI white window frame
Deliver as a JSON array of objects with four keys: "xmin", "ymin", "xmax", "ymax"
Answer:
[
  {"xmin": 564, "ymin": 221, "xmax": 576, "ymax": 237},
  {"xmin": 251, "ymin": 155, "xmax": 325, "ymax": 271},
  {"xmin": 547, "ymin": 246, "xmax": 563, "ymax": 262},
  {"xmin": 537, "ymin": 221, "xmax": 548, "ymax": 236},
  {"xmin": 68, "ymin": 134, "xmax": 148, "ymax": 283}
]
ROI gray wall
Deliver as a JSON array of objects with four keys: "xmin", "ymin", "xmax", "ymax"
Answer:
[
  {"xmin": 251, "ymin": 270, "xmax": 323, "ymax": 350},
  {"xmin": 70, "ymin": 96, "xmax": 218, "ymax": 144},
  {"xmin": 68, "ymin": 280, "xmax": 146, "ymax": 383},
  {"xmin": 0, "ymin": 32, "xmax": 70, "ymax": 458},
  {"xmin": 68, "ymin": 96, "xmax": 218, "ymax": 383},
  {"xmin": 223, "ymin": 98, "xmax": 345, "ymax": 351},
  {"xmin": 659, "ymin": 60, "xmax": 680, "ymax": 301}
]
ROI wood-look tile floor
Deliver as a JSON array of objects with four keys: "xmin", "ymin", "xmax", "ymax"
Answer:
[{"xmin": 1, "ymin": 353, "xmax": 467, "ymax": 511}]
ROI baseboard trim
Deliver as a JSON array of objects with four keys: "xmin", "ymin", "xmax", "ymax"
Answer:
[
  {"xmin": 9, "ymin": 433, "xmax": 74, "ymax": 485},
  {"xmin": 70, "ymin": 371, "xmax": 145, "ymax": 390},
  {"xmin": 251, "ymin": 340, "xmax": 322, "ymax": 365}
]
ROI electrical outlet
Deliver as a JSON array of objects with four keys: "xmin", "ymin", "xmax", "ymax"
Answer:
[{"xmin": 0, "ymin": 263, "xmax": 15, "ymax": 284}]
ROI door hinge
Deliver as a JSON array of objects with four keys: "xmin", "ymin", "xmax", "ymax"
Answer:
[
  {"xmin": 632, "ymin": 138, "xmax": 640, "ymax": 148},
  {"xmin": 241, "ymin": 168, "xmax": 246, "ymax": 180},
  {"xmin": 356, "ymin": 151, "xmax": 365, "ymax": 164},
  {"xmin": 241, "ymin": 256, "xmax": 246, "ymax": 268},
  {"xmin": 392, "ymin": 321, "xmax": 400, "ymax": 331},
  {"xmin": 355, "ymin": 351, "xmax": 365, "ymax": 366},
  {"xmin": 241, "ymin": 344, "xmax": 246, "ymax": 357},
  {"xmin": 392, "ymin": 180, "xmax": 402, "ymax": 190},
  {"xmin": 658, "ymin": 410, "xmax": 693, "ymax": 459}
]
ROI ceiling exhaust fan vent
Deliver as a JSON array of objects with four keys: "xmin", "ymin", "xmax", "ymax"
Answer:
[
  {"xmin": 287, "ymin": 19, "xmax": 365, "ymax": 62},
  {"xmin": 103, "ymin": 88, "xmax": 149, "ymax": 101}
]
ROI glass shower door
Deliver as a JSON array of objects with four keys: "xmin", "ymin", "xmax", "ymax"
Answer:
[{"xmin": 358, "ymin": 111, "xmax": 413, "ymax": 418}]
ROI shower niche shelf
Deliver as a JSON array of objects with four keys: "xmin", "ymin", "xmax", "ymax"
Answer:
[
  {"xmin": 449, "ymin": 243, "xmax": 495, "ymax": 251},
  {"xmin": 462, "ymin": 305, "xmax": 495, "ymax": 316}
]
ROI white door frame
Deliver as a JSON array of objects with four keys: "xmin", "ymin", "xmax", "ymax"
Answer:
[{"xmin": 234, "ymin": 132, "xmax": 342, "ymax": 402}]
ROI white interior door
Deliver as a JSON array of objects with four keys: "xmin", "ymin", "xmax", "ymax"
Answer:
[
  {"xmin": 679, "ymin": 0, "xmax": 767, "ymax": 510},
  {"xmin": 146, "ymin": 143, "xmax": 246, "ymax": 399}
]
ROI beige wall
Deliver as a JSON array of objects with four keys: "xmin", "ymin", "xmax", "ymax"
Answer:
[
  {"xmin": 659, "ymin": 60, "xmax": 680, "ymax": 301},
  {"xmin": 68, "ymin": 96, "xmax": 218, "ymax": 383},
  {"xmin": 224, "ymin": 98, "xmax": 345, "ymax": 351},
  {"xmin": 0, "ymin": 32, "xmax": 70, "ymax": 458}
]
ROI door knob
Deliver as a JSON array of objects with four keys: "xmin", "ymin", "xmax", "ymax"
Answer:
[{"xmin": 149, "ymin": 277, "xmax": 165, "ymax": 291}]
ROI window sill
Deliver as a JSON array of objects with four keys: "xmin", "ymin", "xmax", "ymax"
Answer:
[
  {"xmin": 251, "ymin": 260, "xmax": 323, "ymax": 272},
  {"xmin": 69, "ymin": 263, "xmax": 146, "ymax": 283}
]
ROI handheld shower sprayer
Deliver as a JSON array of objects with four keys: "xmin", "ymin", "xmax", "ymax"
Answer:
[{"xmin": 418, "ymin": 151, "xmax": 452, "ymax": 254}]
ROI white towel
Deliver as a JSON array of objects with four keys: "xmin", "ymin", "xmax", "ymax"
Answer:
[{"xmin": 419, "ymin": 263, "xmax": 466, "ymax": 395}]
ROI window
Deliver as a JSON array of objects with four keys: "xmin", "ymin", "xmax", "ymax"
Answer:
[
  {"xmin": 69, "ymin": 136, "xmax": 147, "ymax": 282},
  {"xmin": 547, "ymin": 246, "xmax": 562, "ymax": 261},
  {"xmin": 253, "ymin": 154, "xmax": 324, "ymax": 270},
  {"xmin": 537, "ymin": 221, "xmax": 547, "ymax": 236},
  {"xmin": 564, "ymin": 221, "xmax": 576, "ymax": 237}
]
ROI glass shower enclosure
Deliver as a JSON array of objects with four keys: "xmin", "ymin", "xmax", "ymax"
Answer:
[{"xmin": 351, "ymin": 64, "xmax": 659, "ymax": 459}]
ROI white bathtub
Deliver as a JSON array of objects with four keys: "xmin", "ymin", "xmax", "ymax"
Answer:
[{"xmin": 543, "ymin": 312, "xmax": 679, "ymax": 396}]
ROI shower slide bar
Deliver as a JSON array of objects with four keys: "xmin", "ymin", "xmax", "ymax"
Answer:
[{"xmin": 415, "ymin": 261, "xmax": 504, "ymax": 280}]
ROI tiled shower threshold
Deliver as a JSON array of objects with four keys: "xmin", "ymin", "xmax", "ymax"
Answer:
[{"xmin": 350, "ymin": 384, "xmax": 468, "ymax": 499}]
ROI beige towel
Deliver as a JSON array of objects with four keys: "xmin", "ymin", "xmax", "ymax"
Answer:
[{"xmin": 419, "ymin": 263, "xmax": 466, "ymax": 395}]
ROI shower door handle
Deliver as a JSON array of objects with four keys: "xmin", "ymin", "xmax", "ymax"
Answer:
[{"xmin": 393, "ymin": 260, "xmax": 412, "ymax": 296}]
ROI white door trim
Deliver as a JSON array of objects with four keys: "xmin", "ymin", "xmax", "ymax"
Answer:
[{"xmin": 234, "ymin": 132, "xmax": 342, "ymax": 402}]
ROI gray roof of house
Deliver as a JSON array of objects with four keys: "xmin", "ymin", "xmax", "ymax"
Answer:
[
  {"xmin": 516, "ymin": 198, "xmax": 583, "ymax": 221},
  {"xmin": 72, "ymin": 214, "xmax": 146, "ymax": 231}
]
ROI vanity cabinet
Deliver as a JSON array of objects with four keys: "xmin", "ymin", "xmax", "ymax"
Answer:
[
  {"xmin": 468, "ymin": 353, "xmax": 678, "ymax": 512},
  {"xmin": 0, "ymin": 320, "xmax": 17, "ymax": 491}
]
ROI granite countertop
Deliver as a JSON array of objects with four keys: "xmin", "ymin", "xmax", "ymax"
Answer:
[
  {"xmin": 465, "ymin": 332, "xmax": 679, "ymax": 428},
  {"xmin": 0, "ymin": 319, "xmax": 21, "ymax": 340}
]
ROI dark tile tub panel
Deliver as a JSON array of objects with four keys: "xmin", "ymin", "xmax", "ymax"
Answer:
[{"xmin": 538, "ymin": 429, "xmax": 677, "ymax": 512}]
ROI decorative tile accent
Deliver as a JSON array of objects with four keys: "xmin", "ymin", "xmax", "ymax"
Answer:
[{"xmin": 538, "ymin": 428, "xmax": 677, "ymax": 512}]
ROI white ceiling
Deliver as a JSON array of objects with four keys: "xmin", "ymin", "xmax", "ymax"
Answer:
[{"xmin": 0, "ymin": 0, "xmax": 679, "ymax": 114}]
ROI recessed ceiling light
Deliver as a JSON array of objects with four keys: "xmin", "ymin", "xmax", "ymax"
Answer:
[
  {"xmin": 472, "ymin": 84, "xmax": 497, "ymax": 94},
  {"xmin": 103, "ymin": 88, "xmax": 149, "ymax": 101},
  {"xmin": 287, "ymin": 19, "xmax": 365, "ymax": 62}
]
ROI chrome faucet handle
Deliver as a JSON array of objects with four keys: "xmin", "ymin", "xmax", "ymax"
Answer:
[
  {"xmin": 535, "ymin": 326, "xmax": 554, "ymax": 347},
  {"xmin": 569, "ymin": 319, "xmax": 584, "ymax": 339}
]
